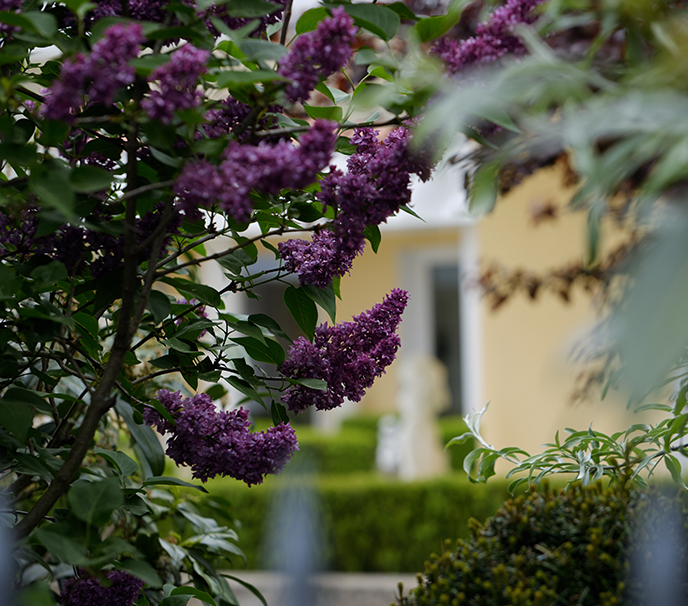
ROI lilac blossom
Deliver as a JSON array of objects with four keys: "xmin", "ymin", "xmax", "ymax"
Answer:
[
  {"xmin": 278, "ymin": 229, "xmax": 361, "ymax": 288},
  {"xmin": 87, "ymin": 23, "xmax": 143, "ymax": 105},
  {"xmin": 41, "ymin": 54, "xmax": 88, "ymax": 121},
  {"xmin": 434, "ymin": 0, "xmax": 545, "ymax": 74},
  {"xmin": 277, "ymin": 7, "xmax": 357, "ymax": 103},
  {"xmin": 142, "ymin": 44, "xmax": 210, "ymax": 124},
  {"xmin": 145, "ymin": 390, "xmax": 299, "ymax": 485},
  {"xmin": 281, "ymin": 289, "xmax": 408, "ymax": 413},
  {"xmin": 317, "ymin": 125, "xmax": 431, "ymax": 260},
  {"xmin": 42, "ymin": 23, "xmax": 143, "ymax": 121},
  {"xmin": 175, "ymin": 120, "xmax": 336, "ymax": 221},
  {"xmin": 61, "ymin": 570, "xmax": 145, "ymax": 606}
]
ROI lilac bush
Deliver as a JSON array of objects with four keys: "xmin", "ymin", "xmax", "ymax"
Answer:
[{"xmin": 1, "ymin": 2, "xmax": 447, "ymax": 605}]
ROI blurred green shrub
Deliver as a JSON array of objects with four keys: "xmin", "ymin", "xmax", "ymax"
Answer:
[
  {"xmin": 338, "ymin": 414, "xmax": 474, "ymax": 473},
  {"xmin": 397, "ymin": 482, "xmax": 688, "ymax": 606},
  {"xmin": 203, "ymin": 474, "xmax": 511, "ymax": 572}
]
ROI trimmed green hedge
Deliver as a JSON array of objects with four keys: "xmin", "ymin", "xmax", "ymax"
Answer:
[
  {"xmin": 251, "ymin": 415, "xmax": 473, "ymax": 476},
  {"xmin": 202, "ymin": 474, "xmax": 511, "ymax": 573}
]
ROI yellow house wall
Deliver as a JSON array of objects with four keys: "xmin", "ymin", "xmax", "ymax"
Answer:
[{"xmin": 476, "ymin": 166, "xmax": 649, "ymax": 458}]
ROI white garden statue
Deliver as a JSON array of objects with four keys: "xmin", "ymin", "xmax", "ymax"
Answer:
[{"xmin": 398, "ymin": 355, "xmax": 451, "ymax": 480}]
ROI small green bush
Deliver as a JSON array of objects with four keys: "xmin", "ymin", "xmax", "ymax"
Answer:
[
  {"xmin": 398, "ymin": 482, "xmax": 688, "ymax": 606},
  {"xmin": 203, "ymin": 474, "xmax": 511, "ymax": 572}
]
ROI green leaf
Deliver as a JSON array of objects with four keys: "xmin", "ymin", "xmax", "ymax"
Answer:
[
  {"xmin": 385, "ymin": 2, "xmax": 419, "ymax": 21},
  {"xmin": 68, "ymin": 478, "xmax": 124, "ymax": 527},
  {"xmin": 147, "ymin": 290, "xmax": 172, "ymax": 324},
  {"xmin": 240, "ymin": 39, "xmax": 287, "ymax": 62},
  {"xmin": 163, "ymin": 277, "xmax": 222, "ymax": 308},
  {"xmin": 223, "ymin": 0, "xmax": 281, "ymax": 17},
  {"xmin": 283, "ymin": 285, "xmax": 318, "ymax": 341},
  {"xmin": 117, "ymin": 401, "xmax": 165, "ymax": 478},
  {"xmin": 33, "ymin": 528, "xmax": 88, "ymax": 565},
  {"xmin": 295, "ymin": 7, "xmax": 328, "ymax": 33},
  {"xmin": 231, "ymin": 336, "xmax": 285, "ymax": 366},
  {"xmin": 142, "ymin": 475, "xmax": 208, "ymax": 492},
  {"xmin": 303, "ymin": 104, "xmax": 343, "ymax": 122},
  {"xmin": 117, "ymin": 559, "xmax": 163, "ymax": 588},
  {"xmin": 468, "ymin": 162, "xmax": 500, "ymax": 217},
  {"xmin": 3, "ymin": 386, "xmax": 52, "ymax": 413},
  {"xmin": 30, "ymin": 167, "xmax": 75, "ymax": 218},
  {"xmin": 94, "ymin": 447, "xmax": 140, "ymax": 477},
  {"xmin": 222, "ymin": 574, "xmax": 269, "ymax": 606},
  {"xmin": 0, "ymin": 400, "xmax": 33, "ymax": 444},
  {"xmin": 215, "ymin": 70, "xmax": 289, "ymax": 88},
  {"xmin": 226, "ymin": 376, "xmax": 264, "ymax": 405},
  {"xmin": 171, "ymin": 587, "xmax": 217, "ymax": 606},
  {"xmin": 290, "ymin": 378, "xmax": 328, "ymax": 391},
  {"xmin": 411, "ymin": 8, "xmax": 462, "ymax": 44},
  {"xmin": 665, "ymin": 454, "xmax": 687, "ymax": 489},
  {"xmin": 30, "ymin": 261, "xmax": 68, "ymax": 292},
  {"xmin": 302, "ymin": 283, "xmax": 336, "ymax": 323},
  {"xmin": 271, "ymin": 400, "xmax": 289, "ymax": 425},
  {"xmin": 343, "ymin": 3, "xmax": 400, "ymax": 41},
  {"xmin": 70, "ymin": 165, "xmax": 112, "ymax": 193},
  {"xmin": 363, "ymin": 224, "xmax": 382, "ymax": 253},
  {"xmin": 248, "ymin": 313, "xmax": 290, "ymax": 340}
]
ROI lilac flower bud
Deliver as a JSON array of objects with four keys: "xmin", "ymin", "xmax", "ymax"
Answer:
[
  {"xmin": 281, "ymin": 289, "xmax": 409, "ymax": 413},
  {"xmin": 277, "ymin": 7, "xmax": 357, "ymax": 104},
  {"xmin": 143, "ymin": 44, "xmax": 210, "ymax": 124},
  {"xmin": 146, "ymin": 391, "xmax": 299, "ymax": 486}
]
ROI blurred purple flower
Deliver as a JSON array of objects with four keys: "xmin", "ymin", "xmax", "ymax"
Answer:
[
  {"xmin": 281, "ymin": 289, "xmax": 408, "ymax": 413},
  {"xmin": 61, "ymin": 570, "xmax": 144, "ymax": 606},
  {"xmin": 434, "ymin": 0, "xmax": 544, "ymax": 73},
  {"xmin": 277, "ymin": 7, "xmax": 357, "ymax": 103},
  {"xmin": 42, "ymin": 23, "xmax": 143, "ymax": 121},
  {"xmin": 146, "ymin": 390, "xmax": 299, "ymax": 485},
  {"xmin": 142, "ymin": 44, "xmax": 210, "ymax": 124}
]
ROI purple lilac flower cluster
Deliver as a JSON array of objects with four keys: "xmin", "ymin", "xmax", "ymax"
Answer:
[
  {"xmin": 175, "ymin": 120, "xmax": 336, "ymax": 221},
  {"xmin": 280, "ymin": 289, "xmax": 408, "ymax": 413},
  {"xmin": 278, "ymin": 229, "xmax": 358, "ymax": 288},
  {"xmin": 144, "ymin": 390, "xmax": 299, "ymax": 485},
  {"xmin": 277, "ymin": 126, "xmax": 431, "ymax": 287},
  {"xmin": 42, "ymin": 23, "xmax": 143, "ymax": 121},
  {"xmin": 142, "ymin": 44, "xmax": 210, "ymax": 124},
  {"xmin": 61, "ymin": 570, "xmax": 144, "ymax": 606},
  {"xmin": 277, "ymin": 7, "xmax": 358, "ymax": 104},
  {"xmin": 434, "ymin": 0, "xmax": 544, "ymax": 74}
]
